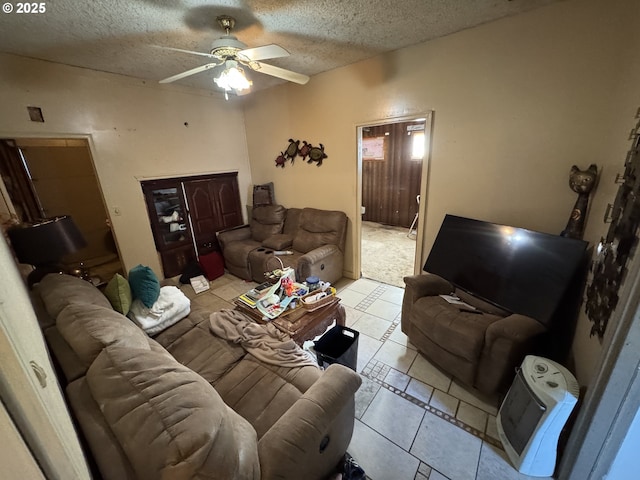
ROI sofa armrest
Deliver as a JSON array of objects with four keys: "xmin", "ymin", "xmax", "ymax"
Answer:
[
  {"xmin": 257, "ymin": 364, "xmax": 361, "ymax": 480},
  {"xmin": 485, "ymin": 314, "xmax": 546, "ymax": 346},
  {"xmin": 401, "ymin": 274, "xmax": 454, "ymax": 331},
  {"xmin": 296, "ymin": 244, "xmax": 344, "ymax": 284},
  {"xmin": 403, "ymin": 274, "xmax": 454, "ymax": 298},
  {"xmin": 299, "ymin": 244, "xmax": 339, "ymax": 265},
  {"xmin": 476, "ymin": 314, "xmax": 547, "ymax": 393},
  {"xmin": 217, "ymin": 224, "xmax": 251, "ymax": 250}
]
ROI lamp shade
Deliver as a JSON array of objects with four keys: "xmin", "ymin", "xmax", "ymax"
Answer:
[{"xmin": 8, "ymin": 215, "xmax": 87, "ymax": 265}]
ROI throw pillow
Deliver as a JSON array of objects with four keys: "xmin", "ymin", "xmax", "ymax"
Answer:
[
  {"xmin": 104, "ymin": 273, "xmax": 132, "ymax": 315},
  {"xmin": 128, "ymin": 265, "xmax": 160, "ymax": 308}
]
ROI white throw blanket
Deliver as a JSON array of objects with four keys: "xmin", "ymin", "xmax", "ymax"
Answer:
[
  {"xmin": 209, "ymin": 309, "xmax": 319, "ymax": 368},
  {"xmin": 128, "ymin": 286, "xmax": 191, "ymax": 334}
]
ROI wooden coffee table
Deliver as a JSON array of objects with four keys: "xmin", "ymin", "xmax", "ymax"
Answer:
[{"xmin": 234, "ymin": 297, "xmax": 346, "ymax": 345}]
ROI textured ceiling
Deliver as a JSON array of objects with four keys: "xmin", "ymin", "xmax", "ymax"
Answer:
[{"xmin": 0, "ymin": 0, "xmax": 561, "ymax": 94}]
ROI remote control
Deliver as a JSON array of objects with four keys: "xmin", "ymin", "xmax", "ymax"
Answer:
[
  {"xmin": 459, "ymin": 308, "xmax": 482, "ymax": 314},
  {"xmin": 274, "ymin": 250, "xmax": 294, "ymax": 255}
]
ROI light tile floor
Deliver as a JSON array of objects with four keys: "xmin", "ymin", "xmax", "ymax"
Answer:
[{"xmin": 184, "ymin": 273, "xmax": 552, "ymax": 480}]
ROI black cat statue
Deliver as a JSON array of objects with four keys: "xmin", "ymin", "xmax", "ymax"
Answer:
[{"xmin": 561, "ymin": 164, "xmax": 598, "ymax": 239}]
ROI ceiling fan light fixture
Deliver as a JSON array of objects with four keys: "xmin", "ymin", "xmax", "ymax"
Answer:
[
  {"xmin": 214, "ymin": 60, "xmax": 252, "ymax": 95},
  {"xmin": 159, "ymin": 15, "xmax": 307, "ymax": 91}
]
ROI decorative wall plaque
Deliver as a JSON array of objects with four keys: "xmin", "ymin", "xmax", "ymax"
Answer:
[{"xmin": 585, "ymin": 110, "xmax": 640, "ymax": 339}]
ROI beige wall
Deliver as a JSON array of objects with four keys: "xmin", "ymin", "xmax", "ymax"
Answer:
[
  {"xmin": 0, "ymin": 53, "xmax": 253, "ymax": 276},
  {"xmin": 243, "ymin": 0, "xmax": 640, "ymax": 384},
  {"xmin": 0, "ymin": 0, "xmax": 637, "ymax": 386}
]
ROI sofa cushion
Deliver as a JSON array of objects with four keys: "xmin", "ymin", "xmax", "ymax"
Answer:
[
  {"xmin": 38, "ymin": 273, "xmax": 112, "ymax": 319},
  {"xmin": 103, "ymin": 273, "xmax": 132, "ymax": 315},
  {"xmin": 214, "ymin": 355, "xmax": 318, "ymax": 439},
  {"xmin": 262, "ymin": 233, "xmax": 293, "ymax": 250},
  {"xmin": 65, "ymin": 378, "xmax": 138, "ymax": 480},
  {"xmin": 128, "ymin": 264, "xmax": 160, "ymax": 308},
  {"xmin": 43, "ymin": 326, "xmax": 87, "ymax": 383},
  {"xmin": 154, "ymin": 310, "xmax": 246, "ymax": 384},
  {"xmin": 86, "ymin": 346, "xmax": 260, "ymax": 480},
  {"xmin": 292, "ymin": 208, "xmax": 347, "ymax": 253},
  {"xmin": 250, "ymin": 205, "xmax": 286, "ymax": 242},
  {"xmin": 411, "ymin": 296, "xmax": 500, "ymax": 362},
  {"xmin": 57, "ymin": 303, "xmax": 150, "ymax": 368}
]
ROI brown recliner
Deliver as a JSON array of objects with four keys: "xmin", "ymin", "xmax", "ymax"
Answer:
[
  {"xmin": 217, "ymin": 205, "xmax": 287, "ymax": 280},
  {"xmin": 218, "ymin": 205, "xmax": 348, "ymax": 285},
  {"xmin": 401, "ymin": 273, "xmax": 546, "ymax": 395}
]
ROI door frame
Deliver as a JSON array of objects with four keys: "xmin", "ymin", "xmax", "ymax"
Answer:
[
  {"xmin": 355, "ymin": 112, "xmax": 433, "ymax": 280},
  {"xmin": 0, "ymin": 235, "xmax": 92, "ymax": 479},
  {"xmin": 557, "ymin": 250, "xmax": 640, "ymax": 479},
  {"xmin": 0, "ymin": 131, "xmax": 124, "ymax": 268}
]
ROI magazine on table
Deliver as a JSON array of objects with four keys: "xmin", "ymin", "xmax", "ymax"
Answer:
[{"xmin": 439, "ymin": 294, "xmax": 476, "ymax": 310}]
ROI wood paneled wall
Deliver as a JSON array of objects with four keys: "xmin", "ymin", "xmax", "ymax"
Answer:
[{"xmin": 362, "ymin": 121, "xmax": 423, "ymax": 227}]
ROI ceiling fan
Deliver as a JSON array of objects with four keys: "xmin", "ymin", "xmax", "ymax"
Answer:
[{"xmin": 159, "ymin": 15, "xmax": 309, "ymax": 97}]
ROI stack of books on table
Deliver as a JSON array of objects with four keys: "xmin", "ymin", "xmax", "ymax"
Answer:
[{"xmin": 237, "ymin": 282, "xmax": 272, "ymax": 308}]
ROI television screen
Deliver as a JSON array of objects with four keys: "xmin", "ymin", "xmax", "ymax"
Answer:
[{"xmin": 423, "ymin": 215, "xmax": 588, "ymax": 325}]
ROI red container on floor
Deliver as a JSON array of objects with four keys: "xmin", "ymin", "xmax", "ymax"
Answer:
[{"xmin": 199, "ymin": 251, "xmax": 225, "ymax": 280}]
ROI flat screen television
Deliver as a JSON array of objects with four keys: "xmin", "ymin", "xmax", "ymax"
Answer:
[{"xmin": 423, "ymin": 215, "xmax": 588, "ymax": 326}]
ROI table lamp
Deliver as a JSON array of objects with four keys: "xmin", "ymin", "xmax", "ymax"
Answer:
[{"xmin": 7, "ymin": 215, "xmax": 87, "ymax": 286}]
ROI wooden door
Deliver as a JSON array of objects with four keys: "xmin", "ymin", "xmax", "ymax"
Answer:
[
  {"xmin": 211, "ymin": 175, "xmax": 243, "ymax": 229},
  {"xmin": 16, "ymin": 139, "xmax": 114, "ymax": 264},
  {"xmin": 184, "ymin": 179, "xmax": 220, "ymax": 255},
  {"xmin": 184, "ymin": 173, "xmax": 242, "ymax": 256}
]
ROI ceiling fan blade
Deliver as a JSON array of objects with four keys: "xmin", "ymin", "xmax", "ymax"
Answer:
[
  {"xmin": 153, "ymin": 45, "xmax": 217, "ymax": 59},
  {"xmin": 238, "ymin": 44, "xmax": 289, "ymax": 62},
  {"xmin": 159, "ymin": 63, "xmax": 219, "ymax": 84},
  {"xmin": 250, "ymin": 61, "xmax": 310, "ymax": 85}
]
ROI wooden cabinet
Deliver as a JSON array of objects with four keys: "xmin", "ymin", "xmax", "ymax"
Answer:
[
  {"xmin": 184, "ymin": 174, "xmax": 243, "ymax": 256},
  {"xmin": 142, "ymin": 173, "xmax": 243, "ymax": 278}
]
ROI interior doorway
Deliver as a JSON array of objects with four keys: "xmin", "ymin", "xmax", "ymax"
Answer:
[
  {"xmin": 357, "ymin": 116, "xmax": 430, "ymax": 287},
  {"xmin": 0, "ymin": 137, "xmax": 123, "ymax": 282}
]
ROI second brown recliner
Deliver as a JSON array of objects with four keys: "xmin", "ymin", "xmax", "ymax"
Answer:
[{"xmin": 218, "ymin": 205, "xmax": 348, "ymax": 285}]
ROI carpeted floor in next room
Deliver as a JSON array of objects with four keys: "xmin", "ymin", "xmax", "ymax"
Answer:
[
  {"xmin": 361, "ymin": 221, "xmax": 417, "ymax": 288},
  {"xmin": 178, "ymin": 273, "xmax": 550, "ymax": 480}
]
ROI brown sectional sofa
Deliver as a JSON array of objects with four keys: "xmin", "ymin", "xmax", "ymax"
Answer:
[
  {"xmin": 33, "ymin": 273, "xmax": 361, "ymax": 480},
  {"xmin": 217, "ymin": 205, "xmax": 348, "ymax": 285}
]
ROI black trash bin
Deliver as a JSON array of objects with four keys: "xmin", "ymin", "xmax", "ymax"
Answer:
[{"xmin": 314, "ymin": 325, "xmax": 359, "ymax": 371}]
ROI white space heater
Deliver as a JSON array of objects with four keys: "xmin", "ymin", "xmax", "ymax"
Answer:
[{"xmin": 497, "ymin": 355, "xmax": 579, "ymax": 477}]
